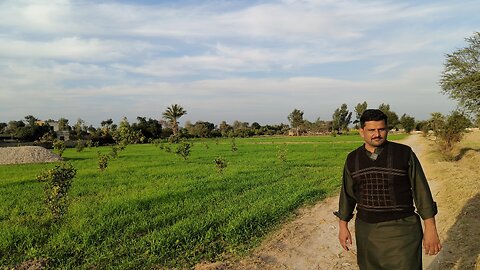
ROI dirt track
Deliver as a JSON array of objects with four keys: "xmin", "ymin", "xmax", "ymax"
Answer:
[{"xmin": 198, "ymin": 132, "xmax": 480, "ymax": 270}]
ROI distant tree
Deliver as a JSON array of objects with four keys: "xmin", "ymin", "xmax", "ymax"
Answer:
[
  {"xmin": 132, "ymin": 117, "xmax": 162, "ymax": 140},
  {"xmin": 6, "ymin": 120, "xmax": 25, "ymax": 135},
  {"xmin": 251, "ymin": 122, "xmax": 261, "ymax": 130},
  {"xmin": 440, "ymin": 32, "xmax": 480, "ymax": 115},
  {"xmin": 332, "ymin": 104, "xmax": 352, "ymax": 134},
  {"xmin": 399, "ymin": 114, "xmax": 416, "ymax": 133},
  {"xmin": 353, "ymin": 101, "xmax": 368, "ymax": 128},
  {"xmin": 305, "ymin": 118, "xmax": 331, "ymax": 134},
  {"xmin": 100, "ymin": 118, "xmax": 116, "ymax": 135},
  {"xmin": 24, "ymin": 115, "xmax": 38, "ymax": 126},
  {"xmin": 428, "ymin": 112, "xmax": 446, "ymax": 134},
  {"xmin": 58, "ymin": 118, "xmax": 70, "ymax": 131},
  {"xmin": 378, "ymin": 103, "xmax": 399, "ymax": 130},
  {"xmin": 218, "ymin": 121, "xmax": 233, "ymax": 137},
  {"xmin": 288, "ymin": 109, "xmax": 305, "ymax": 136},
  {"xmin": 158, "ymin": 119, "xmax": 173, "ymax": 138},
  {"xmin": 101, "ymin": 119, "xmax": 114, "ymax": 130},
  {"xmin": 435, "ymin": 111, "xmax": 471, "ymax": 154},
  {"xmin": 162, "ymin": 104, "xmax": 187, "ymax": 137},
  {"xmin": 114, "ymin": 117, "xmax": 143, "ymax": 145},
  {"xmin": 96, "ymin": 118, "xmax": 115, "ymax": 145},
  {"xmin": 7, "ymin": 117, "xmax": 50, "ymax": 141},
  {"xmin": 0, "ymin": 122, "xmax": 7, "ymax": 133},
  {"xmin": 260, "ymin": 123, "xmax": 289, "ymax": 135},
  {"xmin": 187, "ymin": 121, "xmax": 215, "ymax": 138},
  {"xmin": 415, "ymin": 120, "xmax": 429, "ymax": 136},
  {"xmin": 72, "ymin": 118, "xmax": 87, "ymax": 139},
  {"xmin": 231, "ymin": 121, "xmax": 252, "ymax": 137}
]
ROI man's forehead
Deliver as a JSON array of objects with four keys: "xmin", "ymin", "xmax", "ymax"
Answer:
[{"xmin": 363, "ymin": 120, "xmax": 387, "ymax": 128}]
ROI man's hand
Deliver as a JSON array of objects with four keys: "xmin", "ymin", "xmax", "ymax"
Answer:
[
  {"xmin": 423, "ymin": 217, "xmax": 442, "ymax": 256},
  {"xmin": 338, "ymin": 220, "xmax": 353, "ymax": 251}
]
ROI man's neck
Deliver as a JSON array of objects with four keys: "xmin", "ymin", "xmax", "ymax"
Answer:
[{"xmin": 364, "ymin": 145, "xmax": 377, "ymax": 154}]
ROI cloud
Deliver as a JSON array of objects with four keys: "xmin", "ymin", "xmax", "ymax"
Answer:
[
  {"xmin": 0, "ymin": 37, "xmax": 124, "ymax": 61},
  {"xmin": 372, "ymin": 62, "xmax": 402, "ymax": 74}
]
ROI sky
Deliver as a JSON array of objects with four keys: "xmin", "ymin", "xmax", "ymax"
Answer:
[{"xmin": 1, "ymin": 0, "xmax": 479, "ymax": 127}]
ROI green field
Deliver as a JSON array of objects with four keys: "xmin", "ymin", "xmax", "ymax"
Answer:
[{"xmin": 0, "ymin": 134, "xmax": 406, "ymax": 269}]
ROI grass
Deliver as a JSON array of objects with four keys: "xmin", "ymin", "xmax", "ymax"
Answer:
[{"xmin": 0, "ymin": 134, "xmax": 407, "ymax": 269}]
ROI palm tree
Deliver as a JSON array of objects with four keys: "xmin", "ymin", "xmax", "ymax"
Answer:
[{"xmin": 162, "ymin": 104, "xmax": 187, "ymax": 136}]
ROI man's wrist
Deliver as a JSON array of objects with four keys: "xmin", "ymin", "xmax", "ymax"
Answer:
[
  {"xmin": 423, "ymin": 217, "xmax": 437, "ymax": 230},
  {"xmin": 339, "ymin": 220, "xmax": 349, "ymax": 228}
]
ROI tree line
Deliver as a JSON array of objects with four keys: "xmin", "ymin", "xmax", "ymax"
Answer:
[
  {"xmin": 1, "ymin": 101, "xmax": 476, "ymax": 144},
  {"xmin": 288, "ymin": 102, "xmax": 422, "ymax": 136},
  {"xmin": 0, "ymin": 104, "xmax": 289, "ymax": 145}
]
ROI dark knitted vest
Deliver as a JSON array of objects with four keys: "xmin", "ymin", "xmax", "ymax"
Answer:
[{"xmin": 346, "ymin": 141, "xmax": 415, "ymax": 223}]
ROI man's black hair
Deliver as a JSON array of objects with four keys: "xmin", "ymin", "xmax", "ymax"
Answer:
[{"xmin": 360, "ymin": 109, "xmax": 388, "ymax": 128}]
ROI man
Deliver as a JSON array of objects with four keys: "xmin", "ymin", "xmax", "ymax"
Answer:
[{"xmin": 334, "ymin": 109, "xmax": 441, "ymax": 270}]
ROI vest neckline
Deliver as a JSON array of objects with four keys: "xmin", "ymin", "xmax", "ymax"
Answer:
[{"xmin": 362, "ymin": 141, "xmax": 389, "ymax": 161}]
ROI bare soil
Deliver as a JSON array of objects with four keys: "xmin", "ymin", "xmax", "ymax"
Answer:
[{"xmin": 196, "ymin": 131, "xmax": 480, "ymax": 270}]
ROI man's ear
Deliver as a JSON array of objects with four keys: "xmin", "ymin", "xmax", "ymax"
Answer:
[{"xmin": 359, "ymin": 128, "xmax": 365, "ymax": 138}]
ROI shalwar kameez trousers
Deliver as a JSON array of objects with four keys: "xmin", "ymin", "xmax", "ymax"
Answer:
[{"xmin": 355, "ymin": 215, "xmax": 423, "ymax": 270}]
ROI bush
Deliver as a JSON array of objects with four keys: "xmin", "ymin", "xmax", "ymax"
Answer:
[
  {"xmin": 36, "ymin": 162, "xmax": 77, "ymax": 220},
  {"xmin": 231, "ymin": 138, "xmax": 238, "ymax": 152},
  {"xmin": 277, "ymin": 144, "xmax": 288, "ymax": 163},
  {"xmin": 110, "ymin": 146, "xmax": 119, "ymax": 159},
  {"xmin": 75, "ymin": 140, "xmax": 85, "ymax": 152},
  {"xmin": 159, "ymin": 143, "xmax": 172, "ymax": 153},
  {"xmin": 110, "ymin": 144, "xmax": 125, "ymax": 159},
  {"xmin": 150, "ymin": 138, "xmax": 163, "ymax": 147},
  {"xmin": 98, "ymin": 152, "xmax": 110, "ymax": 172},
  {"xmin": 53, "ymin": 139, "xmax": 66, "ymax": 157},
  {"xmin": 214, "ymin": 156, "xmax": 227, "ymax": 174},
  {"xmin": 436, "ymin": 111, "xmax": 471, "ymax": 154},
  {"xmin": 35, "ymin": 132, "xmax": 55, "ymax": 148},
  {"xmin": 168, "ymin": 134, "xmax": 181, "ymax": 144},
  {"xmin": 175, "ymin": 141, "xmax": 192, "ymax": 160}
]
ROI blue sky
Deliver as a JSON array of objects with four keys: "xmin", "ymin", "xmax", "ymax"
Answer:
[{"xmin": 0, "ymin": 0, "xmax": 479, "ymax": 127}]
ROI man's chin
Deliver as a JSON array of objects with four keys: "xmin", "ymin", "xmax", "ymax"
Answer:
[{"xmin": 371, "ymin": 140, "xmax": 385, "ymax": 146}]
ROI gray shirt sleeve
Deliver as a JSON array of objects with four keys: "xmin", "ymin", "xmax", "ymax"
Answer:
[{"xmin": 335, "ymin": 162, "xmax": 357, "ymax": 222}]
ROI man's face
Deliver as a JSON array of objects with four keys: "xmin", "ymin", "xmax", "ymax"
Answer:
[{"xmin": 360, "ymin": 120, "xmax": 388, "ymax": 148}]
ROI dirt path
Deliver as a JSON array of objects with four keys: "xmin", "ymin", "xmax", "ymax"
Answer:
[
  {"xmin": 201, "ymin": 133, "xmax": 480, "ymax": 270},
  {"xmin": 229, "ymin": 194, "xmax": 358, "ymax": 270}
]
